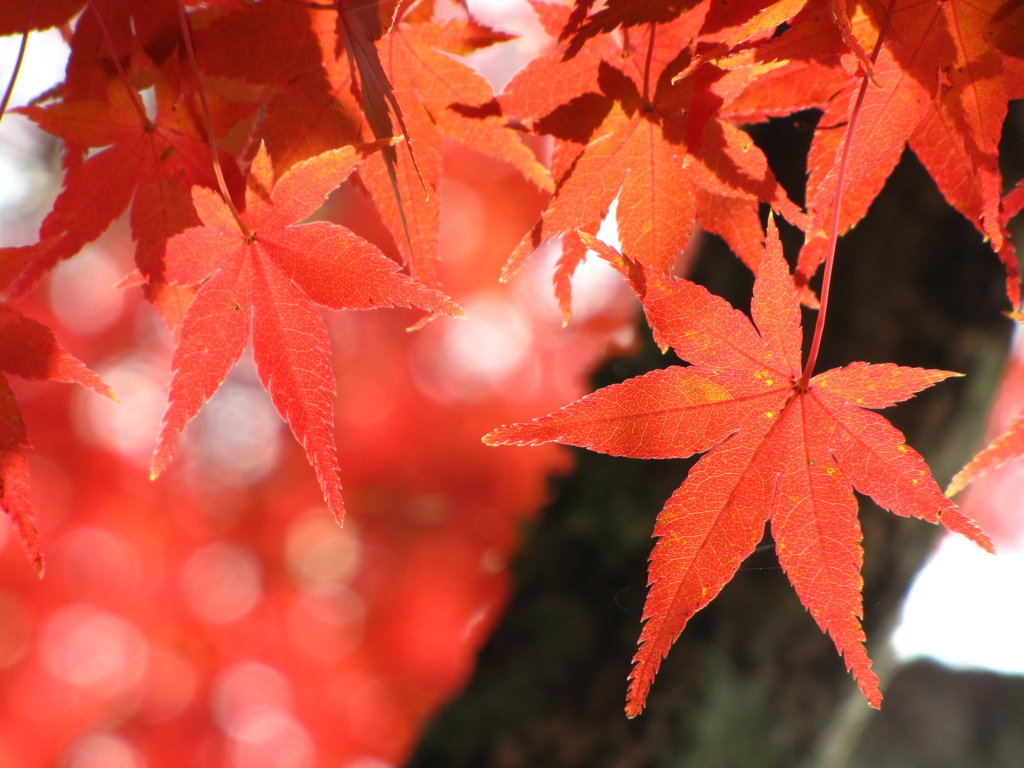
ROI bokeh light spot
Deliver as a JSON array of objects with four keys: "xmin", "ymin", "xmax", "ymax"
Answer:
[
  {"xmin": 40, "ymin": 604, "xmax": 147, "ymax": 699},
  {"xmin": 191, "ymin": 381, "xmax": 283, "ymax": 487},
  {"xmin": 75, "ymin": 354, "xmax": 167, "ymax": 466},
  {"xmin": 181, "ymin": 542, "xmax": 262, "ymax": 624},
  {"xmin": 49, "ymin": 246, "xmax": 126, "ymax": 336},
  {"xmin": 412, "ymin": 293, "xmax": 533, "ymax": 401},
  {"xmin": 212, "ymin": 661, "xmax": 293, "ymax": 738},
  {"xmin": 285, "ymin": 511, "xmax": 361, "ymax": 586},
  {"xmin": 229, "ymin": 710, "xmax": 315, "ymax": 768},
  {"xmin": 61, "ymin": 732, "xmax": 144, "ymax": 768}
]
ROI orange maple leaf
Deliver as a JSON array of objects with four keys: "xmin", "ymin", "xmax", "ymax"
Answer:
[
  {"xmin": 484, "ymin": 217, "xmax": 992, "ymax": 715},
  {"xmin": 774, "ymin": 0, "xmax": 1024, "ymax": 308},
  {"xmin": 502, "ymin": 2, "xmax": 805, "ymax": 323},
  {"xmin": 359, "ymin": 11, "xmax": 553, "ymax": 289},
  {"xmin": 151, "ymin": 142, "xmax": 462, "ymax": 523},
  {"xmin": 197, "ymin": 2, "xmax": 549, "ymax": 291}
]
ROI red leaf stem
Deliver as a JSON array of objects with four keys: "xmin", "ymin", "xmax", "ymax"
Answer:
[
  {"xmin": 800, "ymin": 0, "xmax": 895, "ymax": 386},
  {"xmin": 174, "ymin": 0, "xmax": 253, "ymax": 240}
]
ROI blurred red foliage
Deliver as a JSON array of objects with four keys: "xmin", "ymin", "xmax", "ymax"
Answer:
[
  {"xmin": 0, "ymin": 144, "xmax": 636, "ymax": 768},
  {"xmin": 949, "ymin": 332, "xmax": 1024, "ymax": 551}
]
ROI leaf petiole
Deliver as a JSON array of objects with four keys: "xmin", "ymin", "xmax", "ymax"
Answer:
[
  {"xmin": 86, "ymin": 0, "xmax": 153, "ymax": 130},
  {"xmin": 800, "ymin": 0, "xmax": 896, "ymax": 387},
  {"xmin": 174, "ymin": 0, "xmax": 254, "ymax": 240}
]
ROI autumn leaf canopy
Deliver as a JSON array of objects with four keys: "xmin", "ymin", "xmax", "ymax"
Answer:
[{"xmin": 0, "ymin": 0, "xmax": 1020, "ymax": 729}]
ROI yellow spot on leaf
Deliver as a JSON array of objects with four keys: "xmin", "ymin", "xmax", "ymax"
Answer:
[{"xmin": 692, "ymin": 379, "xmax": 731, "ymax": 404}]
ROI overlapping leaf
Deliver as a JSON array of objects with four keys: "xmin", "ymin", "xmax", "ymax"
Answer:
[
  {"xmin": 0, "ymin": 306, "xmax": 115, "ymax": 574},
  {"xmin": 360, "ymin": 12, "xmax": 552, "ymax": 289},
  {"xmin": 730, "ymin": 0, "xmax": 1024, "ymax": 308},
  {"xmin": 197, "ymin": 2, "xmax": 549, "ymax": 290},
  {"xmin": 485, "ymin": 218, "xmax": 992, "ymax": 716},
  {"xmin": 0, "ymin": 74, "xmax": 248, "ymax": 326},
  {"xmin": 947, "ymin": 408, "xmax": 1024, "ymax": 498},
  {"xmin": 0, "ymin": 0, "xmax": 84, "ymax": 35},
  {"xmin": 152, "ymin": 142, "xmax": 462, "ymax": 523},
  {"xmin": 502, "ymin": 1, "xmax": 806, "ymax": 322}
]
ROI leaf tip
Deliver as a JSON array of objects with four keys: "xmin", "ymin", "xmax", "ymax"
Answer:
[
  {"xmin": 501, "ymin": 250, "xmax": 528, "ymax": 283},
  {"xmin": 116, "ymin": 269, "xmax": 146, "ymax": 290},
  {"xmin": 406, "ymin": 313, "xmax": 439, "ymax": 332},
  {"xmin": 316, "ymin": 464, "xmax": 346, "ymax": 528},
  {"xmin": 624, "ymin": 667, "xmax": 650, "ymax": 719},
  {"xmin": 937, "ymin": 506, "xmax": 996, "ymax": 554},
  {"xmin": 482, "ymin": 423, "xmax": 530, "ymax": 446},
  {"xmin": 149, "ymin": 444, "xmax": 171, "ymax": 482},
  {"xmin": 944, "ymin": 476, "xmax": 965, "ymax": 498},
  {"xmin": 328, "ymin": 496, "xmax": 346, "ymax": 528},
  {"xmin": 361, "ymin": 136, "xmax": 404, "ymax": 156},
  {"xmin": 93, "ymin": 379, "xmax": 119, "ymax": 402},
  {"xmin": 80, "ymin": 372, "xmax": 118, "ymax": 402}
]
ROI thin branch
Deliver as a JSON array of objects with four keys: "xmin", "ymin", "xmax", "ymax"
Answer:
[
  {"xmin": 0, "ymin": 1, "xmax": 36, "ymax": 126},
  {"xmin": 642, "ymin": 22, "xmax": 656, "ymax": 108},
  {"xmin": 174, "ymin": 0, "xmax": 253, "ymax": 240},
  {"xmin": 86, "ymin": 0, "xmax": 152, "ymax": 128},
  {"xmin": 276, "ymin": 0, "xmax": 334, "ymax": 9}
]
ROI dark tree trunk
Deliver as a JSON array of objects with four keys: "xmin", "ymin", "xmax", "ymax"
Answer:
[{"xmin": 407, "ymin": 107, "xmax": 1021, "ymax": 767}]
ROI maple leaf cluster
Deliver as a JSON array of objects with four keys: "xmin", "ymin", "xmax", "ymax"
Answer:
[
  {"xmin": 478, "ymin": 0, "xmax": 1023, "ymax": 715},
  {"xmin": 0, "ymin": 0, "xmax": 1021, "ymax": 744},
  {"xmin": 0, "ymin": 117, "xmax": 628, "ymax": 767},
  {"xmin": 1, "ymin": 0, "xmax": 550, "ymax": 565}
]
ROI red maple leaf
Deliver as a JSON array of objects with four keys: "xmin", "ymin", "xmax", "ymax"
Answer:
[
  {"xmin": 359, "ymin": 10, "xmax": 553, "ymax": 289},
  {"xmin": 0, "ymin": 0, "xmax": 84, "ymax": 36},
  {"xmin": 0, "ymin": 306, "xmax": 115, "ymax": 574},
  {"xmin": 196, "ymin": 2, "xmax": 549, "ymax": 291},
  {"xmin": 0, "ymin": 72, "xmax": 248, "ymax": 326},
  {"xmin": 763, "ymin": 0, "xmax": 1024, "ymax": 308},
  {"xmin": 945, "ymin": 183, "xmax": 1024, "ymax": 495},
  {"xmin": 947, "ymin": 408, "xmax": 1024, "ymax": 499},
  {"xmin": 484, "ymin": 217, "xmax": 992, "ymax": 716},
  {"xmin": 151, "ymin": 141, "xmax": 462, "ymax": 522},
  {"xmin": 502, "ymin": 2, "xmax": 805, "ymax": 322}
]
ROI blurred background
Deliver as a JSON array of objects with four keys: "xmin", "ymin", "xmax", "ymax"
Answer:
[{"xmin": 1, "ymin": 4, "xmax": 1024, "ymax": 768}]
